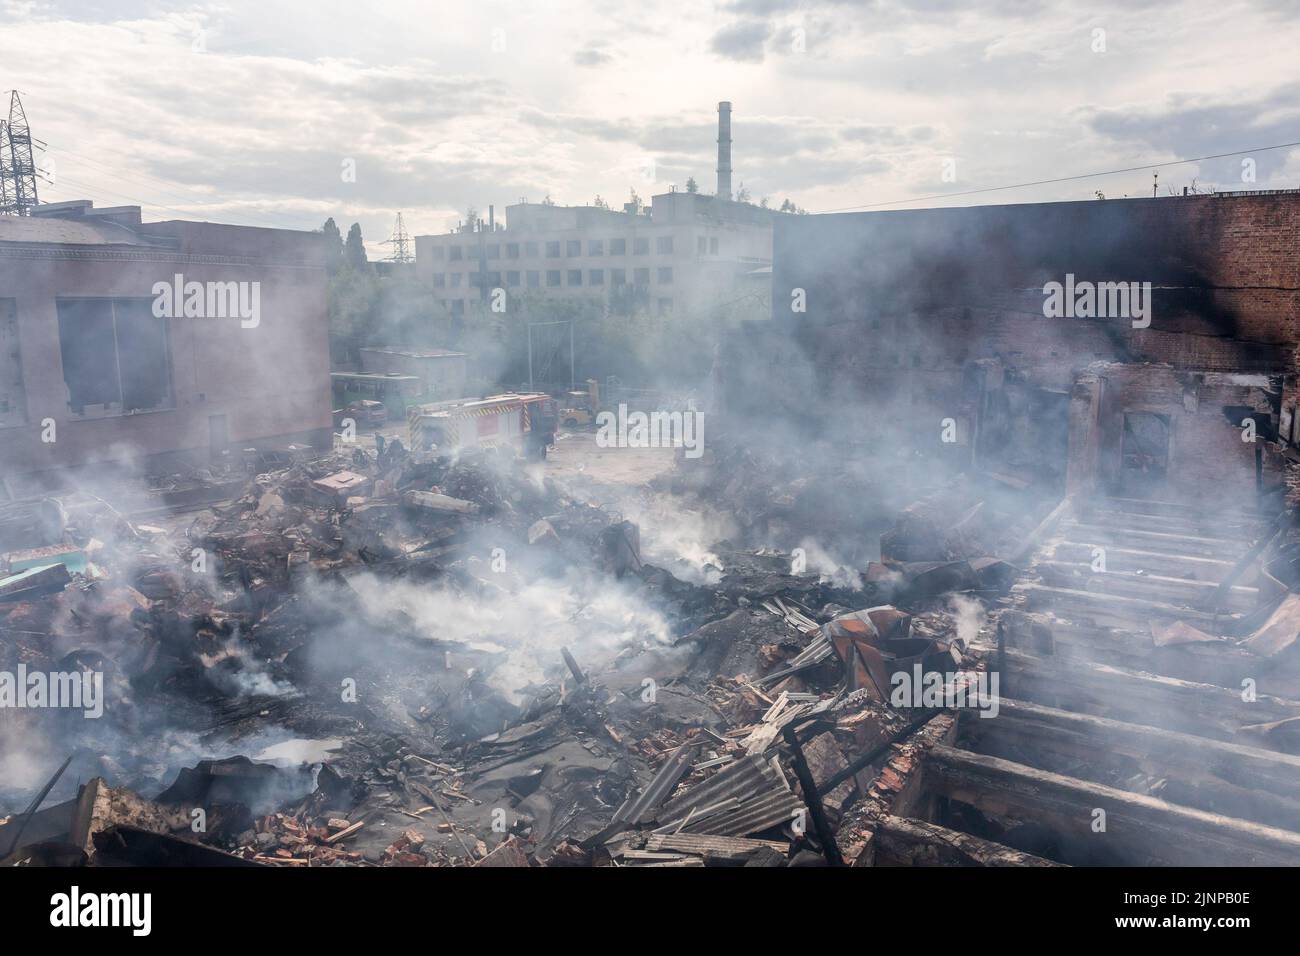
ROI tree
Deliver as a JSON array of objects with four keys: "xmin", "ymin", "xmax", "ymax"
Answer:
[
  {"xmin": 592, "ymin": 194, "xmax": 610, "ymax": 209},
  {"xmin": 344, "ymin": 223, "xmax": 368, "ymax": 269},
  {"xmin": 628, "ymin": 188, "xmax": 643, "ymax": 213},
  {"xmin": 685, "ymin": 177, "xmax": 698, "ymax": 194},
  {"xmin": 734, "ymin": 182, "xmax": 751, "ymax": 203},
  {"xmin": 320, "ymin": 218, "xmax": 344, "ymax": 273}
]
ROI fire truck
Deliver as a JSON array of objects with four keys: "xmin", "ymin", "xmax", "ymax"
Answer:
[{"xmin": 406, "ymin": 393, "xmax": 558, "ymax": 460}]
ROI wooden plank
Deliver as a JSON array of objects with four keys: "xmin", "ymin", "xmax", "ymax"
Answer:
[
  {"xmin": 1016, "ymin": 583, "xmax": 1236, "ymax": 630},
  {"xmin": 1061, "ymin": 522, "xmax": 1249, "ymax": 559},
  {"xmin": 924, "ymin": 744, "xmax": 1300, "ymax": 866},
  {"xmin": 1049, "ymin": 542, "xmax": 1236, "ymax": 581},
  {"xmin": 645, "ymin": 832, "xmax": 788, "ymax": 862},
  {"xmin": 960, "ymin": 698, "xmax": 1300, "ymax": 831},
  {"xmin": 995, "ymin": 647, "xmax": 1300, "ymax": 746},
  {"xmin": 1035, "ymin": 561, "xmax": 1258, "ymax": 613},
  {"xmin": 873, "ymin": 814, "xmax": 1063, "ymax": 867},
  {"xmin": 998, "ymin": 610, "xmax": 1299, "ymax": 695}
]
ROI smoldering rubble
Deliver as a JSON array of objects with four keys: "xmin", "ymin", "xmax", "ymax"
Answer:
[{"xmin": 3, "ymin": 423, "xmax": 1300, "ymax": 870}]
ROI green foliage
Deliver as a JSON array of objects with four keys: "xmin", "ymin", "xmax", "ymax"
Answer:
[
  {"xmin": 320, "ymin": 218, "xmax": 344, "ymax": 273},
  {"xmin": 344, "ymin": 223, "xmax": 367, "ymax": 269}
]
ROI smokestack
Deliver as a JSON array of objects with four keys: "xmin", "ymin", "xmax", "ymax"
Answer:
[{"xmin": 716, "ymin": 101, "xmax": 732, "ymax": 200}]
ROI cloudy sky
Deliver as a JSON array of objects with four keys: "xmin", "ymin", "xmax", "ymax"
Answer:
[{"xmin": 2, "ymin": 0, "xmax": 1297, "ymax": 255}]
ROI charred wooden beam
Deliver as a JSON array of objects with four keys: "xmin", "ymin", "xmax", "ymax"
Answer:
[
  {"xmin": 959, "ymin": 698, "xmax": 1300, "ymax": 831},
  {"xmin": 998, "ymin": 610, "xmax": 1300, "ymax": 696},
  {"xmin": 993, "ymin": 647, "xmax": 1300, "ymax": 746},
  {"xmin": 923, "ymin": 744, "xmax": 1300, "ymax": 866},
  {"xmin": 873, "ymin": 814, "xmax": 1063, "ymax": 867}
]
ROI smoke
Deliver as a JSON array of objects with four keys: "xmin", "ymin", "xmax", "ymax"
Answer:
[
  {"xmin": 342, "ymin": 565, "xmax": 674, "ymax": 702},
  {"xmin": 947, "ymin": 592, "xmax": 987, "ymax": 647},
  {"xmin": 797, "ymin": 536, "xmax": 863, "ymax": 590},
  {"xmin": 618, "ymin": 491, "xmax": 734, "ymax": 584}
]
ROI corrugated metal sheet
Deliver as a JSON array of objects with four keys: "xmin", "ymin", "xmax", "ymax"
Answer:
[
  {"xmin": 655, "ymin": 754, "xmax": 776, "ymax": 825},
  {"xmin": 613, "ymin": 742, "xmax": 695, "ymax": 825},
  {"xmin": 682, "ymin": 789, "xmax": 805, "ymax": 837}
]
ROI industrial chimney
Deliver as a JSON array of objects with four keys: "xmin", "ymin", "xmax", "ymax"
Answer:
[{"xmin": 716, "ymin": 101, "xmax": 733, "ymax": 200}]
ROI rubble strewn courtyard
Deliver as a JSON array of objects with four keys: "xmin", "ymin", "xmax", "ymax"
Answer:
[{"xmin": 6, "ymin": 409, "xmax": 1296, "ymax": 869}]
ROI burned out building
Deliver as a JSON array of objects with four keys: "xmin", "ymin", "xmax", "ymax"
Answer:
[
  {"xmin": 0, "ymin": 201, "xmax": 332, "ymax": 496},
  {"xmin": 728, "ymin": 190, "xmax": 1300, "ymax": 505}
]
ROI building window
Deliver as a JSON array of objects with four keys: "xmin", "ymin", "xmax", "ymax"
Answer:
[
  {"xmin": 697, "ymin": 236, "xmax": 707, "ymax": 254},
  {"xmin": 449, "ymin": 245, "xmax": 463, "ymax": 261},
  {"xmin": 656, "ymin": 236, "xmax": 673, "ymax": 254},
  {"xmin": 589, "ymin": 269, "xmax": 604, "ymax": 285},
  {"xmin": 547, "ymin": 270, "xmax": 562, "ymax": 287},
  {"xmin": 610, "ymin": 238, "xmax": 626, "ymax": 255},
  {"xmin": 633, "ymin": 237, "xmax": 649, "ymax": 255},
  {"xmin": 658, "ymin": 297, "xmax": 673, "ymax": 315},
  {"xmin": 566, "ymin": 240, "xmax": 581, "ymax": 257},
  {"xmin": 568, "ymin": 269, "xmax": 582, "ymax": 286},
  {"xmin": 634, "ymin": 267, "xmax": 650, "ymax": 285},
  {"xmin": 488, "ymin": 271, "xmax": 502, "ymax": 287},
  {"xmin": 709, "ymin": 237, "xmax": 719, "ymax": 254},
  {"xmin": 451, "ymin": 272, "xmax": 463, "ymax": 288},
  {"xmin": 486, "ymin": 244, "xmax": 500, "ymax": 259},
  {"xmin": 526, "ymin": 270, "xmax": 541, "ymax": 288},
  {"xmin": 434, "ymin": 274, "xmax": 446, "ymax": 288},
  {"xmin": 588, "ymin": 239, "xmax": 604, "ymax": 256},
  {"xmin": 0, "ymin": 299, "xmax": 26, "ymax": 428},
  {"xmin": 657, "ymin": 267, "xmax": 673, "ymax": 284},
  {"xmin": 611, "ymin": 268, "xmax": 626, "ymax": 285},
  {"xmin": 431, "ymin": 245, "xmax": 445, "ymax": 259},
  {"xmin": 507, "ymin": 271, "xmax": 521, "ymax": 287},
  {"xmin": 56, "ymin": 298, "xmax": 172, "ymax": 418},
  {"xmin": 525, "ymin": 241, "xmax": 539, "ymax": 257},
  {"xmin": 451, "ymin": 300, "xmax": 465, "ymax": 316},
  {"xmin": 507, "ymin": 243, "xmax": 520, "ymax": 259},
  {"xmin": 546, "ymin": 241, "xmax": 561, "ymax": 258}
]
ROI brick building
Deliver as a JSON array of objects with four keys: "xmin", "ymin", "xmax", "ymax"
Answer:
[
  {"xmin": 724, "ymin": 190, "xmax": 1300, "ymax": 503},
  {"xmin": 0, "ymin": 201, "xmax": 332, "ymax": 494}
]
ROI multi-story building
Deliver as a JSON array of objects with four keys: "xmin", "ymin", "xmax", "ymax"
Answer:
[
  {"xmin": 414, "ymin": 103, "xmax": 776, "ymax": 320},
  {"xmin": 0, "ymin": 200, "xmax": 331, "ymax": 494}
]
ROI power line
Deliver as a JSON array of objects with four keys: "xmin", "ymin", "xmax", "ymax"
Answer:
[{"xmin": 818, "ymin": 139, "xmax": 1300, "ymax": 214}]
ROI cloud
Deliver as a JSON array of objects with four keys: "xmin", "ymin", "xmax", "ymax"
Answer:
[
  {"xmin": 709, "ymin": 19, "xmax": 773, "ymax": 62},
  {"xmin": 574, "ymin": 46, "xmax": 613, "ymax": 67}
]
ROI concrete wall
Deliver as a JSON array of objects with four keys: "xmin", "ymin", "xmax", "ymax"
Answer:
[
  {"xmin": 415, "ymin": 192, "xmax": 775, "ymax": 318},
  {"xmin": 358, "ymin": 349, "xmax": 467, "ymax": 398},
  {"xmin": 0, "ymin": 222, "xmax": 331, "ymax": 492}
]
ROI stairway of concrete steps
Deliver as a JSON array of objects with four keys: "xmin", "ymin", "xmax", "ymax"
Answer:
[{"xmin": 904, "ymin": 496, "xmax": 1300, "ymax": 867}]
